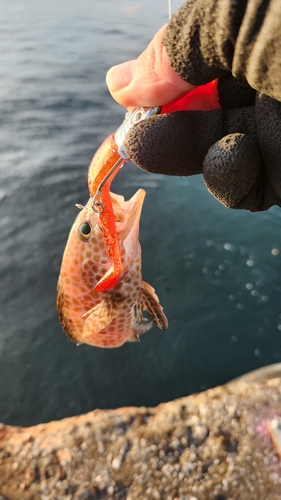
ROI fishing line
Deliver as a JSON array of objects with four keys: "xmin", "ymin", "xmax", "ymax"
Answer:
[{"xmin": 168, "ymin": 0, "xmax": 172, "ymax": 20}]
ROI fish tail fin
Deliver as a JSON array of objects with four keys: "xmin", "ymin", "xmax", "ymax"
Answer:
[{"xmin": 139, "ymin": 281, "xmax": 168, "ymax": 330}]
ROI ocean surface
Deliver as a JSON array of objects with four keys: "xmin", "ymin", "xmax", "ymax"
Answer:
[{"xmin": 1, "ymin": 0, "xmax": 281, "ymax": 426}]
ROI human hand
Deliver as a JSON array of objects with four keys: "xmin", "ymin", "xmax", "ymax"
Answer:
[
  {"xmin": 122, "ymin": 75, "xmax": 281, "ymax": 212},
  {"xmin": 106, "ymin": 25, "xmax": 195, "ymax": 109},
  {"xmin": 107, "ymin": 0, "xmax": 281, "ymax": 212}
]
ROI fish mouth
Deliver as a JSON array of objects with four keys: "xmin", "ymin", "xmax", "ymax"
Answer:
[{"xmin": 111, "ymin": 188, "xmax": 146, "ymax": 243}]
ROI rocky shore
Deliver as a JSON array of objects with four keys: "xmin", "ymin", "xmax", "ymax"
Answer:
[{"xmin": 1, "ymin": 377, "xmax": 281, "ymax": 500}]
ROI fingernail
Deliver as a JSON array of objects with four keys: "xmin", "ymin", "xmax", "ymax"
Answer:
[{"xmin": 106, "ymin": 60, "xmax": 137, "ymax": 92}]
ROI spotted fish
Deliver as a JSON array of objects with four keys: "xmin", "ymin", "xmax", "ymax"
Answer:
[{"xmin": 57, "ymin": 189, "xmax": 168, "ymax": 348}]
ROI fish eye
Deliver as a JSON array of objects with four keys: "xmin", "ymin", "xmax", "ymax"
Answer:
[{"xmin": 78, "ymin": 221, "xmax": 92, "ymax": 241}]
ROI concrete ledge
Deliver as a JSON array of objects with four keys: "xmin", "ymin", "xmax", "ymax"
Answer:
[{"xmin": 1, "ymin": 379, "xmax": 281, "ymax": 499}]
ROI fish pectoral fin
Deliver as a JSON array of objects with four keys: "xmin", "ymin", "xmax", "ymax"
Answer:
[
  {"xmin": 139, "ymin": 281, "xmax": 168, "ymax": 330},
  {"xmin": 82, "ymin": 299, "xmax": 114, "ymax": 339}
]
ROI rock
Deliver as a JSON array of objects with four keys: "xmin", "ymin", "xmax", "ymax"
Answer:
[{"xmin": 1, "ymin": 379, "xmax": 281, "ymax": 499}]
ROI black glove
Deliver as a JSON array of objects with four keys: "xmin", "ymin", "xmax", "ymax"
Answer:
[
  {"xmin": 124, "ymin": 76, "xmax": 281, "ymax": 211},
  {"xmin": 123, "ymin": 0, "xmax": 281, "ymax": 212}
]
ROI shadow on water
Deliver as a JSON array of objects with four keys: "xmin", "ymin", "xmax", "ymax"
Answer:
[{"xmin": 0, "ymin": 0, "xmax": 281, "ymax": 425}]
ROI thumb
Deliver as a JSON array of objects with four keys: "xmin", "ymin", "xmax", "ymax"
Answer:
[{"xmin": 106, "ymin": 25, "xmax": 194, "ymax": 108}]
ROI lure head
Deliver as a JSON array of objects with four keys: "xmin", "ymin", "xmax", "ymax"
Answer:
[{"xmin": 115, "ymin": 106, "xmax": 161, "ymax": 159}]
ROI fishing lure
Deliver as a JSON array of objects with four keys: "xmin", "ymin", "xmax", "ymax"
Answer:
[{"xmin": 87, "ymin": 106, "xmax": 160, "ymax": 292}]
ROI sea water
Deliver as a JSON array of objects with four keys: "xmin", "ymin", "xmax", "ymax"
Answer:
[{"xmin": 0, "ymin": 0, "xmax": 280, "ymax": 425}]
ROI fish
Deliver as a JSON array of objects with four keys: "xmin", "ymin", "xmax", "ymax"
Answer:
[{"xmin": 57, "ymin": 188, "xmax": 168, "ymax": 348}]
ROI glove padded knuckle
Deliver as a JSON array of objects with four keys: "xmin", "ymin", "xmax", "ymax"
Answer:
[{"xmin": 203, "ymin": 133, "xmax": 260, "ymax": 208}]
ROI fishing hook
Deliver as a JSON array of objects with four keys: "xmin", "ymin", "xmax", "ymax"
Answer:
[
  {"xmin": 91, "ymin": 156, "xmax": 124, "ymax": 214},
  {"xmin": 91, "ymin": 106, "xmax": 160, "ymax": 215}
]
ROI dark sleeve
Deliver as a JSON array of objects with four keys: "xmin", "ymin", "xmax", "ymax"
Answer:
[{"xmin": 163, "ymin": 0, "xmax": 281, "ymax": 102}]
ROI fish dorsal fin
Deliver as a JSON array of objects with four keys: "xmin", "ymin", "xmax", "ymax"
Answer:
[{"xmin": 139, "ymin": 281, "xmax": 168, "ymax": 330}]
